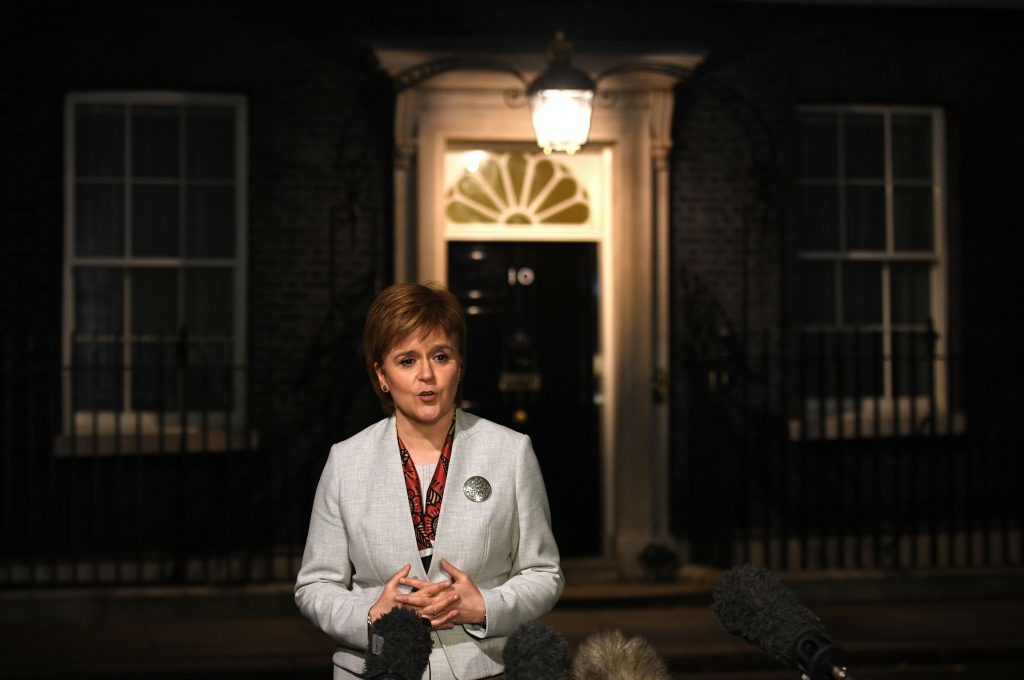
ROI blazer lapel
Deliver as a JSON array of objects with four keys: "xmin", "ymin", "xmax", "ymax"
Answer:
[
  {"xmin": 427, "ymin": 410, "xmax": 478, "ymax": 579},
  {"xmin": 375, "ymin": 415, "xmax": 430, "ymax": 580}
]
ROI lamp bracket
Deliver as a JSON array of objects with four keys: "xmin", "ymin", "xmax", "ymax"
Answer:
[
  {"xmin": 595, "ymin": 90, "xmax": 618, "ymax": 110},
  {"xmin": 392, "ymin": 56, "xmax": 529, "ymax": 93},
  {"xmin": 595, "ymin": 61, "xmax": 694, "ymax": 85},
  {"xmin": 502, "ymin": 89, "xmax": 529, "ymax": 109}
]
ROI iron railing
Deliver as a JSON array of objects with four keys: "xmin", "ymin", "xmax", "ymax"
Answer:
[
  {"xmin": 2, "ymin": 328, "xmax": 1020, "ymax": 586},
  {"xmin": 674, "ymin": 328, "xmax": 1022, "ymax": 571},
  {"xmin": 0, "ymin": 333, "xmax": 332, "ymax": 587}
]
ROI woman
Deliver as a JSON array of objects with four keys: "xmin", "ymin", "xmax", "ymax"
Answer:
[{"xmin": 295, "ymin": 282, "xmax": 563, "ymax": 679}]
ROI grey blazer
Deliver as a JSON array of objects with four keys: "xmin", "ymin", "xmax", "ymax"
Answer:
[{"xmin": 295, "ymin": 410, "xmax": 564, "ymax": 679}]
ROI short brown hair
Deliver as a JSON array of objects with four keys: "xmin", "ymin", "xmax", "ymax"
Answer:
[{"xmin": 363, "ymin": 282, "xmax": 466, "ymax": 414}]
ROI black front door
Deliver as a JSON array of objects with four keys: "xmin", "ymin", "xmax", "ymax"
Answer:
[{"xmin": 448, "ymin": 241, "xmax": 601, "ymax": 557}]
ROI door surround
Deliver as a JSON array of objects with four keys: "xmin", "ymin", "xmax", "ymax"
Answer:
[{"xmin": 376, "ymin": 46, "xmax": 704, "ymax": 575}]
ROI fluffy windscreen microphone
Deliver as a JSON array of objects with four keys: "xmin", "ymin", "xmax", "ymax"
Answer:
[
  {"xmin": 711, "ymin": 564, "xmax": 856, "ymax": 680},
  {"xmin": 570, "ymin": 629, "xmax": 670, "ymax": 680},
  {"xmin": 502, "ymin": 621, "xmax": 569, "ymax": 680},
  {"xmin": 363, "ymin": 608, "xmax": 433, "ymax": 680}
]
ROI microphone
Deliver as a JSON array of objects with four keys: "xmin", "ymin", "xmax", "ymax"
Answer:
[
  {"xmin": 502, "ymin": 621, "xmax": 568, "ymax": 680},
  {"xmin": 570, "ymin": 629, "xmax": 670, "ymax": 680},
  {"xmin": 711, "ymin": 564, "xmax": 856, "ymax": 680},
  {"xmin": 364, "ymin": 607, "xmax": 433, "ymax": 680}
]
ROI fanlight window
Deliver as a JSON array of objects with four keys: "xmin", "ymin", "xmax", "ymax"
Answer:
[{"xmin": 445, "ymin": 152, "xmax": 590, "ymax": 225}]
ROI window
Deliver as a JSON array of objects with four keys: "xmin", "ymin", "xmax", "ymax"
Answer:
[
  {"xmin": 62, "ymin": 92, "xmax": 248, "ymax": 453},
  {"xmin": 795, "ymin": 106, "xmax": 952, "ymax": 437}
]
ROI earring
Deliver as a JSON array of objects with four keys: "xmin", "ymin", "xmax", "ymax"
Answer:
[{"xmin": 381, "ymin": 385, "xmax": 389, "ymax": 393}]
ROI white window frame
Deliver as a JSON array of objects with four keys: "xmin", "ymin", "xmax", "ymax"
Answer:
[
  {"xmin": 792, "ymin": 105, "xmax": 957, "ymax": 440},
  {"xmin": 60, "ymin": 91, "xmax": 249, "ymax": 454}
]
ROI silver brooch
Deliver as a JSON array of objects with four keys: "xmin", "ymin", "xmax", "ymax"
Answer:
[{"xmin": 463, "ymin": 476, "xmax": 492, "ymax": 502}]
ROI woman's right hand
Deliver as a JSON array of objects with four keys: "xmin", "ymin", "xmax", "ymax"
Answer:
[{"xmin": 368, "ymin": 564, "xmax": 413, "ymax": 624}]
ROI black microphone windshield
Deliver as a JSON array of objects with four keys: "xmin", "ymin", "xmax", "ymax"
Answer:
[
  {"xmin": 711, "ymin": 564, "xmax": 855, "ymax": 679},
  {"xmin": 502, "ymin": 621, "xmax": 568, "ymax": 680},
  {"xmin": 364, "ymin": 607, "xmax": 433, "ymax": 680},
  {"xmin": 711, "ymin": 564, "xmax": 822, "ymax": 664}
]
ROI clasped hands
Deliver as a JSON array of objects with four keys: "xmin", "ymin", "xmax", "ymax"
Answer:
[{"xmin": 369, "ymin": 559, "xmax": 485, "ymax": 631}]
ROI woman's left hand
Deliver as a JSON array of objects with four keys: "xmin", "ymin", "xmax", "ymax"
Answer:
[{"xmin": 438, "ymin": 559, "xmax": 486, "ymax": 625}]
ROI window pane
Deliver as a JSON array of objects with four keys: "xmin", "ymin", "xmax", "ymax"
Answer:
[
  {"xmin": 845, "ymin": 185, "xmax": 885, "ymax": 249},
  {"xmin": 800, "ymin": 114, "xmax": 838, "ymax": 179},
  {"xmin": 131, "ymin": 342, "xmax": 179, "ymax": 411},
  {"xmin": 186, "ymin": 185, "xmax": 235, "ymax": 257},
  {"xmin": 894, "ymin": 186, "xmax": 933, "ymax": 251},
  {"xmin": 72, "ymin": 342, "xmax": 123, "ymax": 410},
  {"xmin": 893, "ymin": 331, "xmax": 935, "ymax": 397},
  {"xmin": 186, "ymin": 107, "xmax": 235, "ymax": 180},
  {"xmin": 132, "ymin": 269, "xmax": 178, "ymax": 336},
  {"xmin": 74, "ymin": 268, "xmax": 123, "ymax": 336},
  {"xmin": 185, "ymin": 268, "xmax": 233, "ymax": 335},
  {"xmin": 132, "ymin": 185, "xmax": 180, "ymax": 256},
  {"xmin": 75, "ymin": 104, "xmax": 124, "ymax": 177},
  {"xmin": 800, "ymin": 331, "xmax": 884, "ymax": 400},
  {"xmin": 842, "ymin": 330, "xmax": 884, "ymax": 399},
  {"xmin": 185, "ymin": 341, "xmax": 233, "ymax": 410},
  {"xmin": 891, "ymin": 262, "xmax": 931, "ymax": 325},
  {"xmin": 132, "ymin": 105, "xmax": 179, "ymax": 178},
  {"xmin": 799, "ymin": 185, "xmax": 839, "ymax": 249},
  {"xmin": 800, "ymin": 330, "xmax": 831, "ymax": 399},
  {"xmin": 844, "ymin": 114, "xmax": 883, "ymax": 179},
  {"xmin": 841, "ymin": 261, "xmax": 882, "ymax": 325},
  {"xmin": 893, "ymin": 114, "xmax": 932, "ymax": 180},
  {"xmin": 799, "ymin": 261, "xmax": 835, "ymax": 324},
  {"xmin": 75, "ymin": 183, "xmax": 124, "ymax": 256}
]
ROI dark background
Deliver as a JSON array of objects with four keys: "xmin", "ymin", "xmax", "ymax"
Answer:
[{"xmin": 1, "ymin": 0, "xmax": 1022, "ymax": 582}]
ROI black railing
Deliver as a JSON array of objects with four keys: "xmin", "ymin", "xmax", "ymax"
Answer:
[
  {"xmin": 675, "ymin": 328, "xmax": 1023, "ymax": 571},
  {"xmin": 3, "ymin": 328, "xmax": 1021, "ymax": 586},
  {"xmin": 0, "ymin": 333, "xmax": 326, "ymax": 587}
]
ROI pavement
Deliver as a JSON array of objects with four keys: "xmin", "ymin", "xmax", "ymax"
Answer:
[{"xmin": 1, "ymin": 564, "xmax": 1023, "ymax": 679}]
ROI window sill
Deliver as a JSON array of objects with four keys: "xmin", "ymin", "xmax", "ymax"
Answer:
[
  {"xmin": 788, "ymin": 410, "xmax": 965, "ymax": 441},
  {"xmin": 54, "ymin": 426, "xmax": 258, "ymax": 456}
]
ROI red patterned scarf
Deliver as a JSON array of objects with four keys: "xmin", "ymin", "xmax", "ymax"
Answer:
[{"xmin": 397, "ymin": 416, "xmax": 456, "ymax": 568}]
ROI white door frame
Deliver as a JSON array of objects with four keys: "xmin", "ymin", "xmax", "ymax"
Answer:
[{"xmin": 376, "ymin": 47, "xmax": 703, "ymax": 574}]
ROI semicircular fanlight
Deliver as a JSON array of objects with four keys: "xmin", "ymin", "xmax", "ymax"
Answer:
[{"xmin": 446, "ymin": 152, "xmax": 590, "ymax": 225}]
